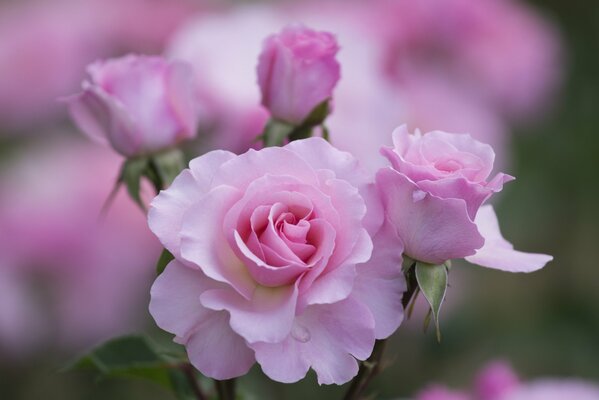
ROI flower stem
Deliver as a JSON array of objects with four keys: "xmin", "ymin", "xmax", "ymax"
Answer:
[
  {"xmin": 342, "ymin": 262, "xmax": 420, "ymax": 400},
  {"xmin": 214, "ymin": 378, "xmax": 236, "ymax": 400},
  {"xmin": 180, "ymin": 363, "xmax": 208, "ymax": 400}
]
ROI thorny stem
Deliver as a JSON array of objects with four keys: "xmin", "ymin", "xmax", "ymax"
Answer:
[{"xmin": 342, "ymin": 262, "xmax": 419, "ymax": 400}]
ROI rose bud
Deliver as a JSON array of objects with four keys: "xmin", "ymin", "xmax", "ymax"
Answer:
[
  {"xmin": 257, "ymin": 24, "xmax": 341, "ymax": 126},
  {"xmin": 66, "ymin": 54, "xmax": 199, "ymax": 158}
]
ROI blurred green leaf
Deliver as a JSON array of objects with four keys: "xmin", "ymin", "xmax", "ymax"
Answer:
[
  {"xmin": 65, "ymin": 335, "xmax": 192, "ymax": 397},
  {"xmin": 121, "ymin": 157, "xmax": 150, "ymax": 210},
  {"xmin": 150, "ymin": 148, "xmax": 186, "ymax": 189},
  {"xmin": 156, "ymin": 249, "xmax": 175, "ymax": 275}
]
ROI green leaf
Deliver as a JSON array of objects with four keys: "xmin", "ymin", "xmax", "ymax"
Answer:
[
  {"xmin": 300, "ymin": 99, "xmax": 331, "ymax": 127},
  {"xmin": 65, "ymin": 335, "xmax": 187, "ymax": 392},
  {"xmin": 150, "ymin": 149, "xmax": 186, "ymax": 189},
  {"xmin": 415, "ymin": 262, "xmax": 448, "ymax": 342},
  {"xmin": 156, "ymin": 249, "xmax": 175, "ymax": 275},
  {"xmin": 321, "ymin": 125, "xmax": 330, "ymax": 142},
  {"xmin": 121, "ymin": 157, "xmax": 150, "ymax": 210},
  {"xmin": 263, "ymin": 119, "xmax": 295, "ymax": 147}
]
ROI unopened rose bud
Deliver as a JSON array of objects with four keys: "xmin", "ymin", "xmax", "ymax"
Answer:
[
  {"xmin": 257, "ymin": 25, "xmax": 340, "ymax": 125},
  {"xmin": 66, "ymin": 55, "xmax": 199, "ymax": 157}
]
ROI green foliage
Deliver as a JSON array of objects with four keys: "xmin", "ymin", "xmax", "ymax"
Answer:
[{"xmin": 65, "ymin": 335, "xmax": 195, "ymax": 400}]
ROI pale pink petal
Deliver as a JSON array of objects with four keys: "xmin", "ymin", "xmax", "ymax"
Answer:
[
  {"xmin": 378, "ymin": 168, "xmax": 484, "ymax": 264},
  {"xmin": 466, "ymin": 205, "xmax": 552, "ymax": 272},
  {"xmin": 418, "ymin": 173, "xmax": 514, "ymax": 219},
  {"xmin": 252, "ymin": 296, "xmax": 375, "ymax": 385},
  {"xmin": 299, "ymin": 264, "xmax": 356, "ymax": 310},
  {"xmin": 149, "ymin": 260, "xmax": 219, "ymax": 340},
  {"xmin": 148, "ymin": 150, "xmax": 236, "ymax": 258},
  {"xmin": 212, "ymin": 147, "xmax": 319, "ymax": 189},
  {"xmin": 180, "ymin": 186, "xmax": 256, "ymax": 299},
  {"xmin": 284, "ymin": 137, "xmax": 367, "ymax": 188},
  {"xmin": 165, "ymin": 61, "xmax": 199, "ymax": 140},
  {"xmin": 200, "ymin": 284, "xmax": 298, "ymax": 344},
  {"xmin": 185, "ymin": 311, "xmax": 255, "ymax": 380},
  {"xmin": 234, "ymin": 230, "xmax": 307, "ymax": 287},
  {"xmin": 353, "ymin": 220, "xmax": 406, "ymax": 339}
]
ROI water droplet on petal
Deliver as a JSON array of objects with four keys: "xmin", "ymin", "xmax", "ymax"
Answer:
[
  {"xmin": 291, "ymin": 323, "xmax": 311, "ymax": 343},
  {"xmin": 412, "ymin": 189, "xmax": 426, "ymax": 203}
]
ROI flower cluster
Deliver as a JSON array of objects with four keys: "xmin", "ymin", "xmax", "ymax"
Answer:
[{"xmin": 66, "ymin": 23, "xmax": 553, "ymax": 389}]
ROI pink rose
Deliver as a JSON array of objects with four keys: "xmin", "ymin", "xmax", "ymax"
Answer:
[
  {"xmin": 148, "ymin": 138, "xmax": 405, "ymax": 383},
  {"xmin": 257, "ymin": 24, "xmax": 341, "ymax": 124},
  {"xmin": 378, "ymin": 125, "xmax": 552, "ymax": 271},
  {"xmin": 67, "ymin": 55, "xmax": 199, "ymax": 157}
]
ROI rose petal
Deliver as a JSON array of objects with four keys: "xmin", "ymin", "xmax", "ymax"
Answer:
[
  {"xmin": 186, "ymin": 311, "xmax": 255, "ymax": 380},
  {"xmin": 148, "ymin": 150, "xmax": 235, "ymax": 258},
  {"xmin": 353, "ymin": 220, "xmax": 407, "ymax": 339},
  {"xmin": 200, "ymin": 283, "xmax": 298, "ymax": 344},
  {"xmin": 377, "ymin": 168, "xmax": 484, "ymax": 264},
  {"xmin": 212, "ymin": 146, "xmax": 319, "ymax": 189},
  {"xmin": 149, "ymin": 259, "xmax": 220, "ymax": 340},
  {"xmin": 180, "ymin": 185, "xmax": 256, "ymax": 299},
  {"xmin": 465, "ymin": 205, "xmax": 552, "ymax": 272},
  {"xmin": 252, "ymin": 296, "xmax": 375, "ymax": 385},
  {"xmin": 418, "ymin": 173, "xmax": 514, "ymax": 219}
]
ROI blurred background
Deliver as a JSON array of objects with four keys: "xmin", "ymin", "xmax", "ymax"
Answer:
[{"xmin": 0, "ymin": 0, "xmax": 597, "ymax": 398}]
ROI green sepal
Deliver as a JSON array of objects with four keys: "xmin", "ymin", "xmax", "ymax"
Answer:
[
  {"xmin": 262, "ymin": 119, "xmax": 295, "ymax": 147},
  {"xmin": 121, "ymin": 157, "xmax": 150, "ymax": 210},
  {"xmin": 149, "ymin": 148, "xmax": 186, "ymax": 189},
  {"xmin": 300, "ymin": 99, "xmax": 331, "ymax": 127},
  {"xmin": 63, "ymin": 335, "xmax": 196, "ymax": 400},
  {"xmin": 261, "ymin": 99, "xmax": 332, "ymax": 147},
  {"xmin": 415, "ymin": 262, "xmax": 448, "ymax": 342},
  {"xmin": 118, "ymin": 148, "xmax": 186, "ymax": 211},
  {"xmin": 156, "ymin": 249, "xmax": 175, "ymax": 276}
]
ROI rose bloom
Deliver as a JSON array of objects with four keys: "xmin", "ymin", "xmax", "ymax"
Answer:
[
  {"xmin": 149, "ymin": 138, "xmax": 405, "ymax": 383},
  {"xmin": 257, "ymin": 24, "xmax": 341, "ymax": 125},
  {"xmin": 67, "ymin": 55, "xmax": 199, "ymax": 157},
  {"xmin": 378, "ymin": 125, "xmax": 552, "ymax": 270}
]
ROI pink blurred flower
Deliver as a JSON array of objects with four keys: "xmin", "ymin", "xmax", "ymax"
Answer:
[
  {"xmin": 0, "ymin": 0, "xmax": 106, "ymax": 129},
  {"xmin": 474, "ymin": 361, "xmax": 520, "ymax": 400},
  {"xmin": 149, "ymin": 138, "xmax": 405, "ymax": 382},
  {"xmin": 499, "ymin": 380, "xmax": 599, "ymax": 400},
  {"xmin": 257, "ymin": 24, "xmax": 340, "ymax": 124},
  {"xmin": 378, "ymin": 0, "xmax": 561, "ymax": 121},
  {"xmin": 417, "ymin": 385, "xmax": 471, "ymax": 400},
  {"xmin": 0, "ymin": 0, "xmax": 201, "ymax": 131},
  {"xmin": 67, "ymin": 55, "xmax": 199, "ymax": 157},
  {"xmin": 0, "ymin": 137, "xmax": 160, "ymax": 355},
  {"xmin": 377, "ymin": 126, "xmax": 552, "ymax": 270},
  {"xmin": 415, "ymin": 361, "xmax": 599, "ymax": 400}
]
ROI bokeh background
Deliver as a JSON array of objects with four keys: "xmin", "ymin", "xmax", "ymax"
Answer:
[{"xmin": 0, "ymin": 0, "xmax": 597, "ymax": 398}]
